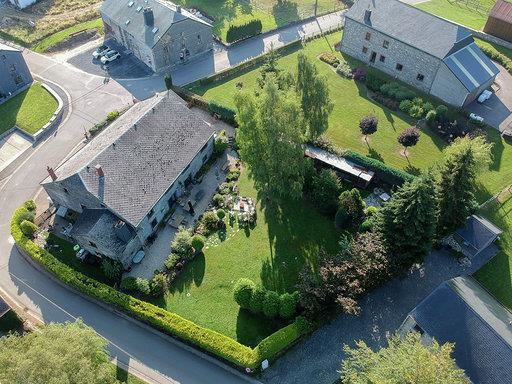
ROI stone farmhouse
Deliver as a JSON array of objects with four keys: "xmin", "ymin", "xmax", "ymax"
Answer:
[
  {"xmin": 0, "ymin": 42, "xmax": 33, "ymax": 104},
  {"xmin": 42, "ymin": 91, "xmax": 216, "ymax": 268},
  {"xmin": 100, "ymin": 0, "xmax": 213, "ymax": 72},
  {"xmin": 341, "ymin": 0, "xmax": 500, "ymax": 107}
]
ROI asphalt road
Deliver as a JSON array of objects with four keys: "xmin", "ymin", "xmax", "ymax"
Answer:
[{"xmin": 0, "ymin": 50, "xmax": 252, "ymax": 384}]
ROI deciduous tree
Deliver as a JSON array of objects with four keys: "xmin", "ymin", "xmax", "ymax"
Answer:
[
  {"xmin": 398, "ymin": 126, "xmax": 421, "ymax": 155},
  {"xmin": 0, "ymin": 321, "xmax": 119, "ymax": 384},
  {"xmin": 359, "ymin": 115, "xmax": 378, "ymax": 144},
  {"xmin": 235, "ymin": 77, "xmax": 306, "ymax": 200},
  {"xmin": 341, "ymin": 333, "xmax": 468, "ymax": 384},
  {"xmin": 297, "ymin": 52, "xmax": 334, "ymax": 139}
]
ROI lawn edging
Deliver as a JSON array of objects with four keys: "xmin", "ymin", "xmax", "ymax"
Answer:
[{"xmin": 11, "ymin": 204, "xmax": 307, "ymax": 374}]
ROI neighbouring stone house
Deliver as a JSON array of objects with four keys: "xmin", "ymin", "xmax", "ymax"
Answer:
[
  {"xmin": 42, "ymin": 91, "xmax": 216, "ymax": 268},
  {"xmin": 484, "ymin": 0, "xmax": 512, "ymax": 43},
  {"xmin": 400, "ymin": 276, "xmax": 512, "ymax": 384},
  {"xmin": 0, "ymin": 42, "xmax": 33, "ymax": 104},
  {"xmin": 341, "ymin": 0, "xmax": 500, "ymax": 107},
  {"xmin": 100, "ymin": 0, "xmax": 213, "ymax": 72}
]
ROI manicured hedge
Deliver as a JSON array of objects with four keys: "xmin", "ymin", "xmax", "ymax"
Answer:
[
  {"xmin": 343, "ymin": 149, "xmax": 415, "ymax": 185},
  {"xmin": 209, "ymin": 102, "xmax": 237, "ymax": 125},
  {"xmin": 477, "ymin": 42, "xmax": 512, "ymax": 74},
  {"xmin": 11, "ymin": 205, "xmax": 306, "ymax": 371},
  {"xmin": 226, "ymin": 20, "xmax": 263, "ymax": 44}
]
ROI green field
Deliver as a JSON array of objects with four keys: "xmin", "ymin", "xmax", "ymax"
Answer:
[
  {"xmin": 0, "ymin": 82, "xmax": 58, "ymax": 135},
  {"xmin": 156, "ymin": 170, "xmax": 339, "ymax": 346},
  {"xmin": 188, "ymin": 33, "xmax": 512, "ymax": 201},
  {"xmin": 174, "ymin": 0, "xmax": 342, "ymax": 41},
  {"xmin": 474, "ymin": 191, "xmax": 512, "ymax": 309},
  {"xmin": 416, "ymin": 0, "xmax": 496, "ymax": 30}
]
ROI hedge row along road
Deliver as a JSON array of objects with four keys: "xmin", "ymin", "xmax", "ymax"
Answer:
[{"xmin": 0, "ymin": 49, "xmax": 251, "ymax": 383}]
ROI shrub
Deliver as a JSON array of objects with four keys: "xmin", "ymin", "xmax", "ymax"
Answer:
[
  {"xmin": 101, "ymin": 258, "xmax": 123, "ymax": 280},
  {"xmin": 165, "ymin": 253, "xmax": 181, "ymax": 270},
  {"xmin": 164, "ymin": 73, "xmax": 173, "ymax": 90},
  {"xmin": 380, "ymin": 82, "xmax": 416, "ymax": 101},
  {"xmin": 294, "ymin": 316, "xmax": 313, "ymax": 334},
  {"xmin": 263, "ymin": 291, "xmax": 280, "ymax": 318},
  {"xmin": 20, "ymin": 220, "xmax": 38, "ymax": 237},
  {"xmin": 213, "ymin": 194, "xmax": 224, "ymax": 207},
  {"xmin": 308, "ymin": 169, "xmax": 342, "ymax": 215},
  {"xmin": 365, "ymin": 72, "xmax": 387, "ymax": 92},
  {"xmin": 408, "ymin": 104, "xmax": 424, "ymax": 118},
  {"xmin": 335, "ymin": 207, "xmax": 349, "ymax": 229},
  {"xmin": 336, "ymin": 60, "xmax": 352, "ymax": 78},
  {"xmin": 249, "ymin": 286, "xmax": 265, "ymax": 314},
  {"xmin": 15, "ymin": 208, "xmax": 35, "ymax": 225},
  {"xmin": 436, "ymin": 105, "xmax": 449, "ymax": 122},
  {"xmin": 191, "ymin": 235, "xmax": 205, "ymax": 253},
  {"xmin": 120, "ymin": 277, "xmax": 138, "ymax": 292},
  {"xmin": 202, "ymin": 211, "xmax": 220, "ymax": 232},
  {"xmin": 423, "ymin": 102, "xmax": 434, "ymax": 112},
  {"xmin": 399, "ymin": 99, "xmax": 412, "ymax": 114},
  {"xmin": 343, "ymin": 150, "xmax": 414, "ymax": 185},
  {"xmin": 106, "ymin": 110, "xmax": 120, "ymax": 122},
  {"xmin": 352, "ymin": 68, "xmax": 366, "ymax": 81},
  {"xmin": 24, "ymin": 200, "xmax": 36, "ymax": 211},
  {"xmin": 398, "ymin": 127, "xmax": 421, "ymax": 151},
  {"xmin": 319, "ymin": 52, "xmax": 340, "ymax": 67},
  {"xmin": 226, "ymin": 19, "xmax": 263, "ymax": 43},
  {"xmin": 216, "ymin": 209, "xmax": 226, "ymax": 220},
  {"xmin": 359, "ymin": 115, "xmax": 378, "ymax": 138},
  {"xmin": 254, "ymin": 321, "xmax": 301, "ymax": 363},
  {"xmin": 279, "ymin": 292, "xmax": 299, "ymax": 319},
  {"xmin": 364, "ymin": 206, "xmax": 378, "ymax": 217},
  {"xmin": 233, "ymin": 278, "xmax": 255, "ymax": 309},
  {"xmin": 426, "ymin": 110, "xmax": 437, "ymax": 126},
  {"xmin": 171, "ymin": 228, "xmax": 194, "ymax": 261},
  {"xmin": 135, "ymin": 278, "xmax": 151, "ymax": 296},
  {"xmin": 226, "ymin": 169, "xmax": 241, "ymax": 182},
  {"xmin": 359, "ymin": 219, "xmax": 374, "ymax": 232},
  {"xmin": 150, "ymin": 273, "xmax": 167, "ymax": 297},
  {"xmin": 339, "ymin": 188, "xmax": 365, "ymax": 224},
  {"xmin": 214, "ymin": 130, "xmax": 229, "ymax": 155}
]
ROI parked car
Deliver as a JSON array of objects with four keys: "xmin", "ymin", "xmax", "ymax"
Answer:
[
  {"xmin": 477, "ymin": 90, "xmax": 493, "ymax": 103},
  {"xmin": 92, "ymin": 44, "xmax": 109, "ymax": 59},
  {"xmin": 100, "ymin": 50, "xmax": 121, "ymax": 64},
  {"xmin": 469, "ymin": 113, "xmax": 484, "ymax": 123}
]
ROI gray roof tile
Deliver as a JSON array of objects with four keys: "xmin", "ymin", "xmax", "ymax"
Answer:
[
  {"xmin": 346, "ymin": 0, "xmax": 473, "ymax": 58},
  {"xmin": 45, "ymin": 91, "xmax": 215, "ymax": 226}
]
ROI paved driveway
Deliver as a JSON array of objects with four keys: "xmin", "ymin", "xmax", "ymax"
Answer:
[
  {"xmin": 467, "ymin": 63, "xmax": 512, "ymax": 132},
  {"xmin": 262, "ymin": 246, "xmax": 499, "ymax": 384}
]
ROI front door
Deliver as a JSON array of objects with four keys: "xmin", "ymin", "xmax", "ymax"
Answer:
[{"xmin": 370, "ymin": 51, "xmax": 377, "ymax": 63}]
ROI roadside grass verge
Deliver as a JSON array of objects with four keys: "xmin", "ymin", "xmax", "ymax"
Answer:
[{"xmin": 0, "ymin": 82, "xmax": 58, "ymax": 135}]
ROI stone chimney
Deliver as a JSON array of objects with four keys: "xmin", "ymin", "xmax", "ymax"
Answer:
[
  {"xmin": 143, "ymin": 8, "xmax": 154, "ymax": 27},
  {"xmin": 95, "ymin": 164, "xmax": 105, "ymax": 178},
  {"xmin": 47, "ymin": 166, "xmax": 57, "ymax": 181},
  {"xmin": 364, "ymin": 8, "xmax": 372, "ymax": 24}
]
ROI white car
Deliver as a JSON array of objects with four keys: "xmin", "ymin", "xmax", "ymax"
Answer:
[
  {"xmin": 469, "ymin": 113, "xmax": 484, "ymax": 123},
  {"xmin": 92, "ymin": 44, "xmax": 109, "ymax": 59},
  {"xmin": 477, "ymin": 90, "xmax": 493, "ymax": 103},
  {"xmin": 100, "ymin": 50, "xmax": 121, "ymax": 64}
]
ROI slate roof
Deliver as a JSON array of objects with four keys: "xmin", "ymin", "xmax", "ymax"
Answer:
[
  {"xmin": 70, "ymin": 209, "xmax": 133, "ymax": 253},
  {"xmin": 345, "ymin": 0, "xmax": 473, "ymax": 59},
  {"xmin": 409, "ymin": 277, "xmax": 512, "ymax": 384},
  {"xmin": 43, "ymin": 91, "xmax": 215, "ymax": 227},
  {"xmin": 489, "ymin": 0, "xmax": 512, "ymax": 24},
  {"xmin": 101, "ymin": 0, "xmax": 211, "ymax": 49},
  {"xmin": 454, "ymin": 214, "xmax": 502, "ymax": 257},
  {"xmin": 444, "ymin": 43, "xmax": 500, "ymax": 92}
]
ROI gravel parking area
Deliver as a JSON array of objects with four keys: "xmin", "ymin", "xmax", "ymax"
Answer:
[
  {"xmin": 262, "ymin": 246, "xmax": 499, "ymax": 384},
  {"xmin": 67, "ymin": 39, "xmax": 153, "ymax": 79}
]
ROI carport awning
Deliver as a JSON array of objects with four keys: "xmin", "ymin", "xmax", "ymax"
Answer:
[{"xmin": 444, "ymin": 43, "xmax": 499, "ymax": 92}]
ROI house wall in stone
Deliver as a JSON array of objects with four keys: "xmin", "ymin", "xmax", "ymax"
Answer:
[{"xmin": 341, "ymin": 18, "xmax": 441, "ymax": 93}]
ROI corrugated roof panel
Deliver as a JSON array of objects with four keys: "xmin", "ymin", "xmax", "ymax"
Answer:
[{"xmin": 444, "ymin": 43, "xmax": 499, "ymax": 92}]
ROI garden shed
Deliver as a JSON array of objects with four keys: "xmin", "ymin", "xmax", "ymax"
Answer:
[{"xmin": 484, "ymin": 0, "xmax": 512, "ymax": 43}]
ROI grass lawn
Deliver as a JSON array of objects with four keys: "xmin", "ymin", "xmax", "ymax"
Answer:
[
  {"xmin": 188, "ymin": 32, "xmax": 512, "ymax": 201},
  {"xmin": 174, "ymin": 0, "xmax": 342, "ymax": 41},
  {"xmin": 416, "ymin": 0, "xmax": 495, "ymax": 30},
  {"xmin": 155, "ymin": 169, "xmax": 340, "ymax": 346},
  {"xmin": 33, "ymin": 18, "xmax": 104, "ymax": 53},
  {"xmin": 474, "ymin": 190, "xmax": 512, "ymax": 309},
  {"xmin": 0, "ymin": 82, "xmax": 58, "ymax": 135},
  {"xmin": 47, "ymin": 234, "xmax": 114, "ymax": 285}
]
